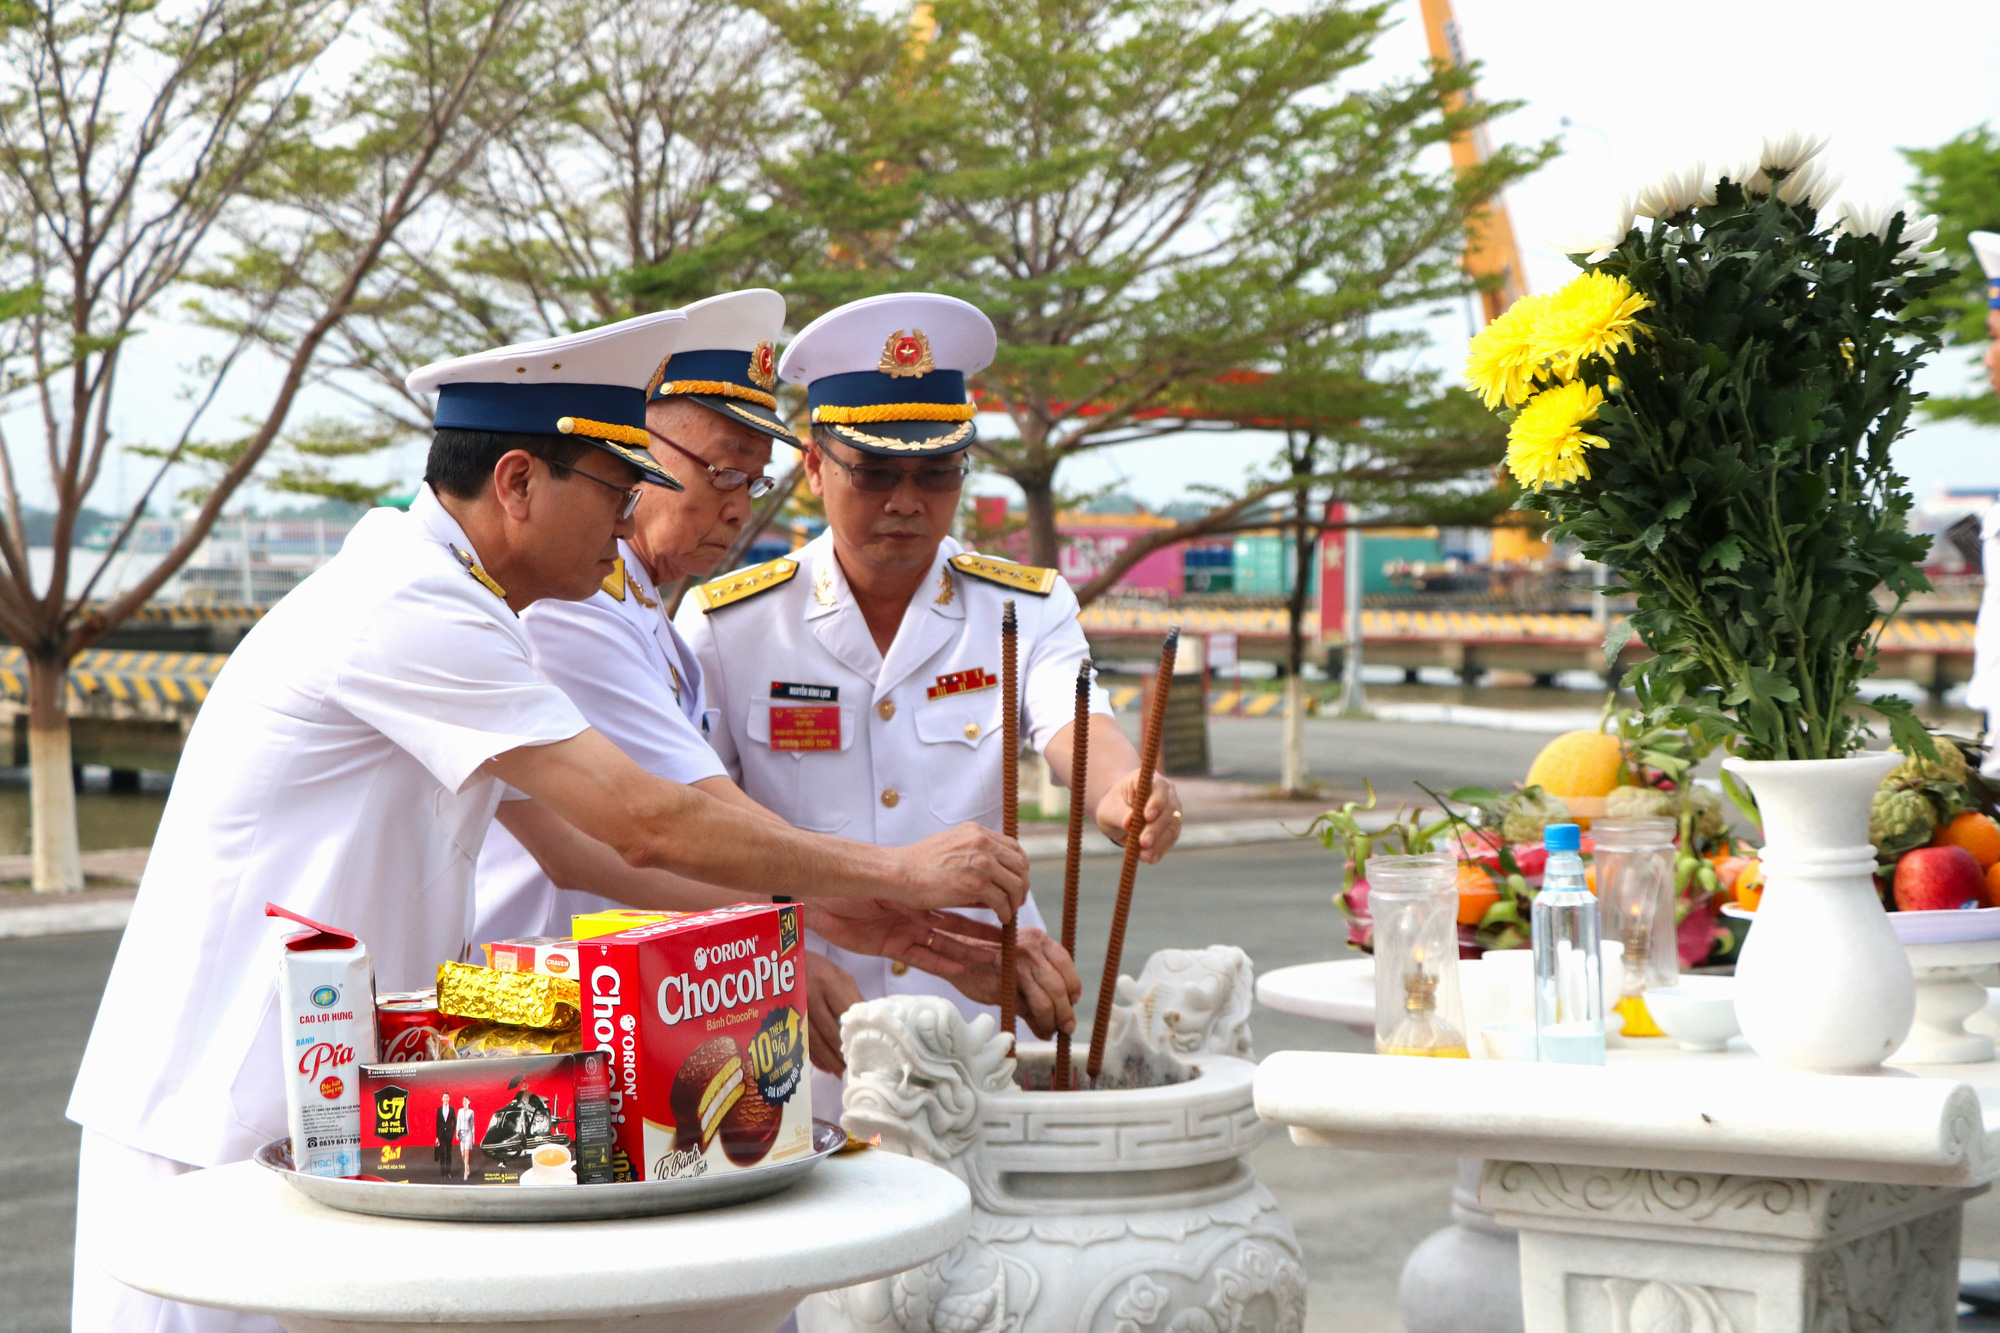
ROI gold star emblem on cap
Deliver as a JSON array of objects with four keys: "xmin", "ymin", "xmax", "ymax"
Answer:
[
  {"xmin": 748, "ymin": 340, "xmax": 777, "ymax": 390},
  {"xmin": 877, "ymin": 328, "xmax": 935, "ymax": 378}
]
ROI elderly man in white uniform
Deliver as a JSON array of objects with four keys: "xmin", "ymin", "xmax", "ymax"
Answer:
[
  {"xmin": 678, "ymin": 293, "xmax": 1183, "ymax": 1112},
  {"xmin": 68, "ymin": 311, "xmax": 1029, "ymax": 1333},
  {"xmin": 473, "ymin": 290, "xmax": 1079, "ymax": 1064}
]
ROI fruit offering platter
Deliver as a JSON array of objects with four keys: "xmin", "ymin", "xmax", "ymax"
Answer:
[{"xmin": 1315, "ymin": 704, "xmax": 1746, "ymax": 970}]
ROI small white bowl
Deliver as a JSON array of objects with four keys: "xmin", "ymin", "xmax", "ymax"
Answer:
[{"xmin": 1644, "ymin": 978, "xmax": 1740, "ymax": 1052}]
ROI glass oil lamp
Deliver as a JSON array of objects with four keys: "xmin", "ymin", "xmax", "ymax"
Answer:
[
  {"xmin": 1369, "ymin": 852, "xmax": 1469, "ymax": 1059},
  {"xmin": 1591, "ymin": 816, "xmax": 1679, "ymax": 1038}
]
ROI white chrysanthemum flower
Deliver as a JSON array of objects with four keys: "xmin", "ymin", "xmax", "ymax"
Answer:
[
  {"xmin": 1549, "ymin": 194, "xmax": 1638, "ymax": 261},
  {"xmin": 1634, "ymin": 161, "xmax": 1707, "ymax": 219},
  {"xmin": 1832, "ymin": 197, "xmax": 1899, "ymax": 239},
  {"xmin": 1898, "ymin": 212, "xmax": 1941, "ymax": 255},
  {"xmin": 1704, "ymin": 155, "xmax": 1755, "ymax": 203},
  {"xmin": 1759, "ymin": 130, "xmax": 1830, "ymax": 176},
  {"xmin": 1773, "ymin": 159, "xmax": 1841, "ymax": 210}
]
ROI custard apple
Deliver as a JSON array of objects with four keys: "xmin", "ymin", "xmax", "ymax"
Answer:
[
  {"xmin": 1869, "ymin": 785, "xmax": 1937, "ymax": 858},
  {"xmin": 1501, "ymin": 788, "xmax": 1570, "ymax": 843},
  {"xmin": 1889, "ymin": 738, "xmax": 1968, "ymax": 788},
  {"xmin": 1604, "ymin": 785, "xmax": 1678, "ymax": 820},
  {"xmin": 1687, "ymin": 783, "xmax": 1727, "ymax": 841}
]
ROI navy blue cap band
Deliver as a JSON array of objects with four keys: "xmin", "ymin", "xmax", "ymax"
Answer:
[
  {"xmin": 433, "ymin": 382, "xmax": 645, "ymax": 436},
  {"xmin": 655, "ymin": 348, "xmax": 765, "ymax": 391},
  {"xmin": 1988, "ymin": 278, "xmax": 1999, "ymax": 310},
  {"xmin": 806, "ymin": 369, "xmax": 967, "ymax": 412}
]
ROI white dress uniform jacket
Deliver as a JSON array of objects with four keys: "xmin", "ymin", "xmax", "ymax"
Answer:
[
  {"xmin": 68, "ymin": 486, "xmax": 589, "ymax": 1170},
  {"xmin": 677, "ymin": 530, "xmax": 1110, "ymax": 1022},
  {"xmin": 473, "ymin": 540, "xmax": 727, "ymax": 943}
]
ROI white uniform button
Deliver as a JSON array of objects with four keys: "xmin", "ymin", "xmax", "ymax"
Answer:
[
  {"xmin": 890, "ymin": 961, "xmax": 909, "ymax": 976},
  {"xmin": 963, "ymin": 722, "xmax": 980, "ymax": 740},
  {"xmin": 878, "ymin": 700, "xmax": 895, "ymax": 720},
  {"xmin": 881, "ymin": 788, "xmax": 899, "ymax": 808}
]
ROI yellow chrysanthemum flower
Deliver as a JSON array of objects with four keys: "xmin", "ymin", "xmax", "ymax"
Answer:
[
  {"xmin": 1529, "ymin": 272, "xmax": 1652, "ymax": 376},
  {"xmin": 1507, "ymin": 381, "xmax": 1608, "ymax": 491},
  {"xmin": 1463, "ymin": 292, "xmax": 1555, "ymax": 410}
]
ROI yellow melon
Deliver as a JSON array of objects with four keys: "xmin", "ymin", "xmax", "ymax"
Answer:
[{"xmin": 1524, "ymin": 730, "xmax": 1624, "ymax": 799}]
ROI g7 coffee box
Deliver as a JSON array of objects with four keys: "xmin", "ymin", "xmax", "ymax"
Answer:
[
  {"xmin": 579, "ymin": 903, "xmax": 812, "ymax": 1181},
  {"xmin": 358, "ymin": 1052, "xmax": 615, "ymax": 1186}
]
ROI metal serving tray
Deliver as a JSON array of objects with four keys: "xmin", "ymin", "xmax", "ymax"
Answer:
[{"xmin": 254, "ymin": 1120, "xmax": 848, "ymax": 1222}]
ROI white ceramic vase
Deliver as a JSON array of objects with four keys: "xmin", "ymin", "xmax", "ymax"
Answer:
[
  {"xmin": 803, "ymin": 950, "xmax": 1305, "ymax": 1333},
  {"xmin": 1723, "ymin": 752, "xmax": 1914, "ymax": 1072}
]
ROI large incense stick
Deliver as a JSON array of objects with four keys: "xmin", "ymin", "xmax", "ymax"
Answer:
[
  {"xmin": 997, "ymin": 600, "xmax": 1020, "ymax": 1050},
  {"xmin": 1087, "ymin": 626, "xmax": 1179, "ymax": 1082},
  {"xmin": 1052, "ymin": 658, "xmax": 1092, "ymax": 1092}
]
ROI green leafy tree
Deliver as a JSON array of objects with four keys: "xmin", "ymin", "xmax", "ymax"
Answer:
[
  {"xmin": 756, "ymin": 0, "xmax": 1549, "ymax": 574},
  {"xmin": 0, "ymin": 0, "xmax": 535, "ymax": 891},
  {"xmin": 1903, "ymin": 124, "xmax": 2000, "ymax": 426}
]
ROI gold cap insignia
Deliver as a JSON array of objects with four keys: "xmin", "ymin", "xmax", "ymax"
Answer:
[
  {"xmin": 878, "ymin": 328, "xmax": 935, "ymax": 379},
  {"xmin": 748, "ymin": 340, "xmax": 777, "ymax": 391},
  {"xmin": 645, "ymin": 355, "xmax": 671, "ymax": 397}
]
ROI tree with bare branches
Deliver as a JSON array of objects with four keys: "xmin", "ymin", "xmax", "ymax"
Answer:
[{"xmin": 0, "ymin": 0, "xmax": 542, "ymax": 891}]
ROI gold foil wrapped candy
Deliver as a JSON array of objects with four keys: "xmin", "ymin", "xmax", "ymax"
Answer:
[
  {"xmin": 436, "ymin": 961, "xmax": 581, "ymax": 1031},
  {"xmin": 442, "ymin": 1021, "xmax": 583, "ymax": 1060}
]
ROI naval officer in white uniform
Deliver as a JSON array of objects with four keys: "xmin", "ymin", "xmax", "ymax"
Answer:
[
  {"xmin": 677, "ymin": 293, "xmax": 1184, "ymax": 1110},
  {"xmin": 69, "ymin": 311, "xmax": 1029, "ymax": 1333},
  {"xmin": 472, "ymin": 291, "xmax": 1078, "ymax": 1064}
]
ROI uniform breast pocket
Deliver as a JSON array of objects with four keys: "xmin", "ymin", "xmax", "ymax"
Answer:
[
  {"xmin": 746, "ymin": 700, "xmax": 854, "ymax": 833},
  {"xmin": 915, "ymin": 698, "xmax": 1003, "ymax": 826}
]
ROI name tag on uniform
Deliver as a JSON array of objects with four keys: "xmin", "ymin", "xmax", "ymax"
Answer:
[
  {"xmin": 769, "ymin": 705, "xmax": 841, "ymax": 751},
  {"xmin": 771, "ymin": 681, "xmax": 839, "ymax": 702},
  {"xmin": 927, "ymin": 668, "xmax": 997, "ymax": 700}
]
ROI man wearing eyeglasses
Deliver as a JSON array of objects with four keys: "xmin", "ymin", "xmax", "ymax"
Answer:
[
  {"xmin": 472, "ymin": 292, "xmax": 1083, "ymax": 1067},
  {"xmin": 678, "ymin": 293, "xmax": 1184, "ymax": 1113}
]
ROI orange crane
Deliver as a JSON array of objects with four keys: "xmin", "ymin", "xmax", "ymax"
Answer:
[{"xmin": 1417, "ymin": 0, "xmax": 1528, "ymax": 326}]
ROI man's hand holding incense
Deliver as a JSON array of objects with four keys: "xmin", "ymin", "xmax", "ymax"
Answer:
[{"xmin": 1096, "ymin": 768, "xmax": 1184, "ymax": 864}]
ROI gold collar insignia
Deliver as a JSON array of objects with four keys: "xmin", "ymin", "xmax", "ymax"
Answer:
[
  {"xmin": 813, "ymin": 565, "xmax": 837, "ymax": 608},
  {"xmin": 449, "ymin": 544, "xmax": 508, "ymax": 602},
  {"xmin": 934, "ymin": 568, "xmax": 955, "ymax": 606}
]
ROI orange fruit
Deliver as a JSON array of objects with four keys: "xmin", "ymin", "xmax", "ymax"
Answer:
[
  {"xmin": 1455, "ymin": 862, "xmax": 1500, "ymax": 926},
  {"xmin": 1985, "ymin": 860, "xmax": 2000, "ymax": 908},
  {"xmin": 1734, "ymin": 860, "xmax": 1764, "ymax": 912},
  {"xmin": 1525, "ymin": 730, "xmax": 1624, "ymax": 799},
  {"xmin": 1933, "ymin": 812, "xmax": 2000, "ymax": 870}
]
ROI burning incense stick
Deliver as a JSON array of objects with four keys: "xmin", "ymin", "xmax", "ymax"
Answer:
[
  {"xmin": 1053, "ymin": 658, "xmax": 1092, "ymax": 1092},
  {"xmin": 1087, "ymin": 626, "xmax": 1179, "ymax": 1082},
  {"xmin": 998, "ymin": 599, "xmax": 1020, "ymax": 1050}
]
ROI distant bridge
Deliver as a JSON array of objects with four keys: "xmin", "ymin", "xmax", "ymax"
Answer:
[{"xmin": 1080, "ymin": 606, "xmax": 1978, "ymax": 697}]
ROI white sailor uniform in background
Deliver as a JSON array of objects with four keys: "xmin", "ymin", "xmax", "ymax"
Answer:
[
  {"xmin": 677, "ymin": 529, "xmax": 1111, "ymax": 1018},
  {"xmin": 474, "ymin": 540, "xmax": 726, "ymax": 942}
]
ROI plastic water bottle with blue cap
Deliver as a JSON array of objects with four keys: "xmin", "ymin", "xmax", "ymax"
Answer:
[{"xmin": 1533, "ymin": 822, "xmax": 1605, "ymax": 1065}]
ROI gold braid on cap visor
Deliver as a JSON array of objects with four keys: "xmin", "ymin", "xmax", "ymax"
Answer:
[
  {"xmin": 661, "ymin": 380, "xmax": 779, "ymax": 409},
  {"xmin": 556, "ymin": 416, "xmax": 650, "ymax": 446},
  {"xmin": 811, "ymin": 402, "xmax": 977, "ymax": 424}
]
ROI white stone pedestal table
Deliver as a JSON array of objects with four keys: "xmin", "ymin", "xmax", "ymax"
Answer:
[
  {"xmin": 98, "ymin": 1151, "xmax": 970, "ymax": 1333},
  {"xmin": 1257, "ymin": 957, "xmax": 1524, "ymax": 1333},
  {"xmin": 1256, "ymin": 1048, "xmax": 2000, "ymax": 1332}
]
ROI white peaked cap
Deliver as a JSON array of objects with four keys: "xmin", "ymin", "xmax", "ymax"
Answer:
[
  {"xmin": 674, "ymin": 289, "xmax": 786, "ymax": 353},
  {"xmin": 406, "ymin": 309, "xmax": 686, "ymax": 397},
  {"xmin": 777, "ymin": 293, "xmax": 995, "ymax": 386},
  {"xmin": 1970, "ymin": 231, "xmax": 2000, "ymax": 281}
]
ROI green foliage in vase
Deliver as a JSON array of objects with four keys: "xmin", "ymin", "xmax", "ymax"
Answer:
[{"xmin": 1486, "ymin": 146, "xmax": 1953, "ymax": 762}]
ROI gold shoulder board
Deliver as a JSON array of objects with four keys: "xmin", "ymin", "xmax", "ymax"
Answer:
[
  {"xmin": 949, "ymin": 553, "xmax": 1058, "ymax": 596},
  {"xmin": 691, "ymin": 557, "xmax": 800, "ymax": 613},
  {"xmin": 600, "ymin": 558, "xmax": 627, "ymax": 602}
]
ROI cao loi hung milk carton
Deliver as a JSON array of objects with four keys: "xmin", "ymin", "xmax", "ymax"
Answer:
[
  {"xmin": 578, "ymin": 903, "xmax": 813, "ymax": 1180},
  {"xmin": 266, "ymin": 903, "xmax": 378, "ymax": 1178}
]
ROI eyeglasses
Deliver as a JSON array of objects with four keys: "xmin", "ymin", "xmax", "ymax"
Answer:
[
  {"xmin": 648, "ymin": 430, "xmax": 778, "ymax": 498},
  {"xmin": 816, "ymin": 445, "xmax": 969, "ymax": 495},
  {"xmin": 545, "ymin": 457, "xmax": 644, "ymax": 519}
]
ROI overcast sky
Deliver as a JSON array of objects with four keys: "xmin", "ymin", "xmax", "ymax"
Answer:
[
  {"xmin": 1039, "ymin": 0, "xmax": 2000, "ymax": 515},
  {"xmin": 11, "ymin": 0, "xmax": 2000, "ymax": 521}
]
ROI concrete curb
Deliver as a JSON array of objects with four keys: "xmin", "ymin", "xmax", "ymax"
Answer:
[{"xmin": 0, "ymin": 818, "xmax": 1352, "ymax": 938}]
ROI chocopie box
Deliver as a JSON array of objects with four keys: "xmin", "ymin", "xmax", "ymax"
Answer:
[
  {"xmin": 358, "ymin": 1052, "xmax": 615, "ymax": 1186},
  {"xmin": 580, "ymin": 903, "xmax": 812, "ymax": 1181}
]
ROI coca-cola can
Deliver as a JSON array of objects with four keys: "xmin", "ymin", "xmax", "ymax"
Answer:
[{"xmin": 376, "ymin": 990, "xmax": 449, "ymax": 1064}]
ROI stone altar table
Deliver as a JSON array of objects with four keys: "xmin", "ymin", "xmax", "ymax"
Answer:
[
  {"xmin": 1255, "ymin": 1048, "xmax": 2000, "ymax": 1331},
  {"xmin": 97, "ymin": 1150, "xmax": 971, "ymax": 1333}
]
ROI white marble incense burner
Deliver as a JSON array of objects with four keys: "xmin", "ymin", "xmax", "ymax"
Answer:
[{"xmin": 802, "ymin": 947, "xmax": 1306, "ymax": 1333}]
